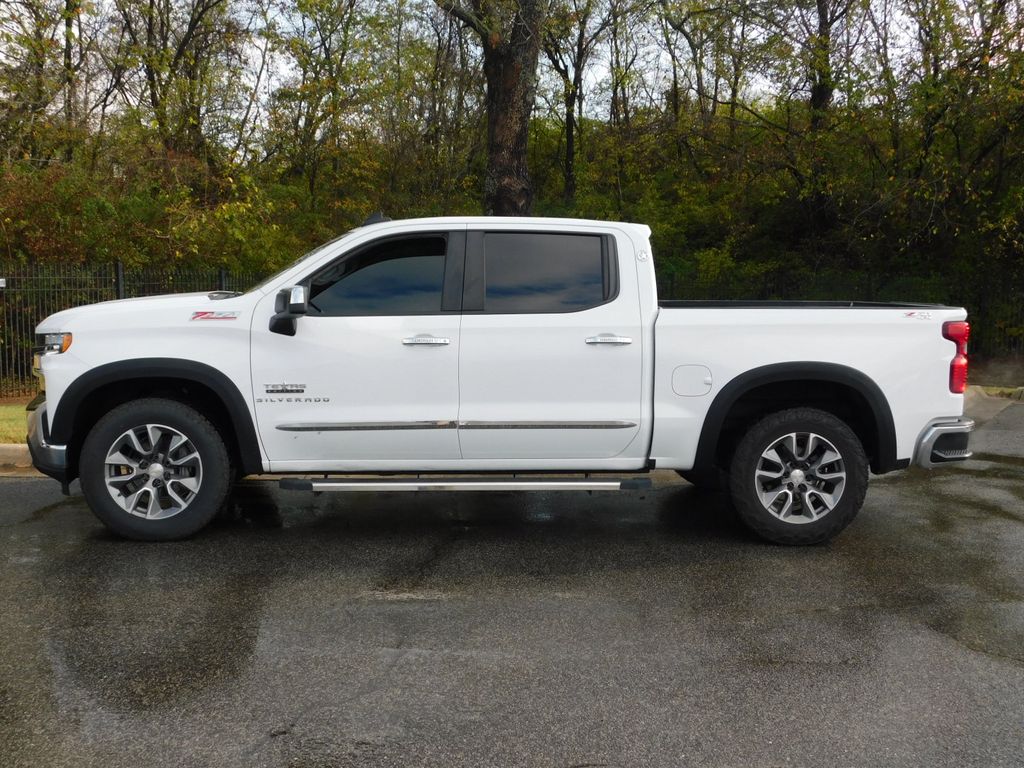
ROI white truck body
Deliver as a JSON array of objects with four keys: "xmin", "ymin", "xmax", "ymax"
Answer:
[{"xmin": 28, "ymin": 216, "xmax": 974, "ymax": 543}]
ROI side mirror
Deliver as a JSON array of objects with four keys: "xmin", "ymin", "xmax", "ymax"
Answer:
[{"xmin": 269, "ymin": 285, "xmax": 309, "ymax": 336}]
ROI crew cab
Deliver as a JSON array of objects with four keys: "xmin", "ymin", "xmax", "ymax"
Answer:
[{"xmin": 28, "ymin": 216, "xmax": 974, "ymax": 544}]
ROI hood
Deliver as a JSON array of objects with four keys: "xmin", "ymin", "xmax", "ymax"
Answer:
[{"xmin": 36, "ymin": 292, "xmax": 251, "ymax": 333}]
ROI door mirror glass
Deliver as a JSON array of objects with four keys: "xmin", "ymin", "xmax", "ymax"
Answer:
[{"xmin": 270, "ymin": 285, "xmax": 309, "ymax": 336}]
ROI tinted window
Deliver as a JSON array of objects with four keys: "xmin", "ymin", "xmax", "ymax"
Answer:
[
  {"xmin": 308, "ymin": 236, "xmax": 446, "ymax": 316},
  {"xmin": 484, "ymin": 233, "xmax": 609, "ymax": 313}
]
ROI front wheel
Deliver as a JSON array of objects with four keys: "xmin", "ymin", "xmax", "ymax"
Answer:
[
  {"xmin": 79, "ymin": 398, "xmax": 232, "ymax": 541},
  {"xmin": 729, "ymin": 408, "xmax": 869, "ymax": 545}
]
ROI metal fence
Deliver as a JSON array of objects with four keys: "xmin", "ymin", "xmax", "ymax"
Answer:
[
  {"xmin": 0, "ymin": 260, "xmax": 1020, "ymax": 399},
  {"xmin": 0, "ymin": 261, "xmax": 260, "ymax": 398}
]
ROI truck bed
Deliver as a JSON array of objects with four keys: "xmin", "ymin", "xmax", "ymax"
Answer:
[{"xmin": 648, "ymin": 302, "xmax": 967, "ymax": 471}]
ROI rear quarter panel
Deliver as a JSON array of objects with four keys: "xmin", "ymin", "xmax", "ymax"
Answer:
[{"xmin": 650, "ymin": 306, "xmax": 968, "ymax": 469}]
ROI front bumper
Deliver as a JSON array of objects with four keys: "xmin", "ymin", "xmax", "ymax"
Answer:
[
  {"xmin": 915, "ymin": 417, "xmax": 974, "ymax": 468},
  {"xmin": 26, "ymin": 395, "xmax": 69, "ymax": 485}
]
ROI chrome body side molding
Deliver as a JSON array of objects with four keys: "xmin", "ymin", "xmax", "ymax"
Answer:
[
  {"xmin": 277, "ymin": 421, "xmax": 457, "ymax": 432},
  {"xmin": 457, "ymin": 421, "xmax": 637, "ymax": 430},
  {"xmin": 276, "ymin": 420, "xmax": 639, "ymax": 432}
]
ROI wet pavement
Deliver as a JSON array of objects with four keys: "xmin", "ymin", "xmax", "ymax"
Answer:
[{"xmin": 1, "ymin": 407, "xmax": 1023, "ymax": 767}]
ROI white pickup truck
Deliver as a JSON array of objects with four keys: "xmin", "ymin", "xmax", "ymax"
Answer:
[{"xmin": 28, "ymin": 216, "xmax": 974, "ymax": 544}]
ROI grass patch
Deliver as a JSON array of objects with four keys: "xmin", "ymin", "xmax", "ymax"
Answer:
[
  {"xmin": 0, "ymin": 404, "xmax": 27, "ymax": 443},
  {"xmin": 980, "ymin": 386, "xmax": 1024, "ymax": 400}
]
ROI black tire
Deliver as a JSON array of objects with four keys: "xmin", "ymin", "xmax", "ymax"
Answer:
[
  {"xmin": 79, "ymin": 398, "xmax": 232, "ymax": 541},
  {"xmin": 677, "ymin": 468, "xmax": 728, "ymax": 492},
  {"xmin": 728, "ymin": 407, "xmax": 868, "ymax": 545}
]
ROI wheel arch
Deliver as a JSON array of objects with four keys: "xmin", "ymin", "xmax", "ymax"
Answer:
[
  {"xmin": 51, "ymin": 359, "xmax": 264, "ymax": 482},
  {"xmin": 693, "ymin": 362, "xmax": 900, "ymax": 475}
]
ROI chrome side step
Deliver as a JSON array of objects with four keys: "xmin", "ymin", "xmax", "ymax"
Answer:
[{"xmin": 278, "ymin": 476, "xmax": 652, "ymax": 493}]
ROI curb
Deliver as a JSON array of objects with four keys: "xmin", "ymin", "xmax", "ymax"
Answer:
[{"xmin": 0, "ymin": 443, "xmax": 31, "ymax": 468}]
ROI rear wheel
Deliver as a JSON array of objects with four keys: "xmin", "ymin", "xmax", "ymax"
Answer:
[
  {"xmin": 79, "ymin": 398, "xmax": 231, "ymax": 541},
  {"xmin": 728, "ymin": 408, "xmax": 868, "ymax": 545}
]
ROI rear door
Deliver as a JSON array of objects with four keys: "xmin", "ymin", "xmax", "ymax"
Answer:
[{"xmin": 456, "ymin": 228, "xmax": 644, "ymax": 462}]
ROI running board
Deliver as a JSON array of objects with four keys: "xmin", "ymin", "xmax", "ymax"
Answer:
[{"xmin": 278, "ymin": 476, "xmax": 652, "ymax": 493}]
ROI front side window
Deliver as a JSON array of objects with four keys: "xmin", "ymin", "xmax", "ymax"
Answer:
[
  {"xmin": 483, "ymin": 233, "xmax": 612, "ymax": 313},
  {"xmin": 307, "ymin": 236, "xmax": 447, "ymax": 316}
]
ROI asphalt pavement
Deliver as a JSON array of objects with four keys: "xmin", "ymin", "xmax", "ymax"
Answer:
[{"xmin": 1, "ymin": 404, "xmax": 1022, "ymax": 767}]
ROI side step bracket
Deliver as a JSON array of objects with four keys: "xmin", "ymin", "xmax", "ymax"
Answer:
[{"xmin": 278, "ymin": 476, "xmax": 652, "ymax": 493}]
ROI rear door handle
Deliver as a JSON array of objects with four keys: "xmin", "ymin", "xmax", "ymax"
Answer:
[
  {"xmin": 403, "ymin": 334, "xmax": 451, "ymax": 346},
  {"xmin": 586, "ymin": 334, "xmax": 632, "ymax": 345}
]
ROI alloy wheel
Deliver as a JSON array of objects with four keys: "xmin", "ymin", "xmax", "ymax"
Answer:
[
  {"xmin": 103, "ymin": 424, "xmax": 204, "ymax": 519},
  {"xmin": 753, "ymin": 432, "xmax": 847, "ymax": 524}
]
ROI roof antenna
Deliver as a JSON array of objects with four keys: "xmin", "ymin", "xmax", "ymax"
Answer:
[{"xmin": 362, "ymin": 211, "xmax": 391, "ymax": 226}]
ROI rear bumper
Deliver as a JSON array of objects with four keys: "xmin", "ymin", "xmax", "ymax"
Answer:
[
  {"xmin": 26, "ymin": 396, "xmax": 69, "ymax": 484},
  {"xmin": 915, "ymin": 417, "xmax": 974, "ymax": 468}
]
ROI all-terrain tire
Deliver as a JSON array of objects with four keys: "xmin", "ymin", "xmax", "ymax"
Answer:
[{"xmin": 79, "ymin": 398, "xmax": 231, "ymax": 541}]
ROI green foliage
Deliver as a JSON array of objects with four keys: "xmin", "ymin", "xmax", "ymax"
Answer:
[{"xmin": 0, "ymin": 0, "xmax": 1020, "ymax": 341}]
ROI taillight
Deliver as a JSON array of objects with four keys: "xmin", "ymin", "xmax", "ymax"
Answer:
[{"xmin": 942, "ymin": 320, "xmax": 970, "ymax": 394}]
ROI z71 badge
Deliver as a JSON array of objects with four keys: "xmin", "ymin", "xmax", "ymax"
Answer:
[{"xmin": 191, "ymin": 311, "xmax": 240, "ymax": 321}]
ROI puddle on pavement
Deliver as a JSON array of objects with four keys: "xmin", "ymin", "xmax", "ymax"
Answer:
[
  {"xmin": 41, "ymin": 542, "xmax": 272, "ymax": 713},
  {"xmin": 842, "ymin": 462, "xmax": 1024, "ymax": 663}
]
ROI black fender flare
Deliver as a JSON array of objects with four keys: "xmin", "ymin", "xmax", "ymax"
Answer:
[
  {"xmin": 693, "ymin": 362, "xmax": 900, "ymax": 474},
  {"xmin": 51, "ymin": 358, "xmax": 264, "ymax": 475}
]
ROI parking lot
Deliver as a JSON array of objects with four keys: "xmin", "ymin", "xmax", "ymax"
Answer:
[{"xmin": 1, "ymin": 402, "xmax": 1022, "ymax": 767}]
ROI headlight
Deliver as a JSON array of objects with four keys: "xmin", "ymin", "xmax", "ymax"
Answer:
[{"xmin": 38, "ymin": 332, "xmax": 73, "ymax": 354}]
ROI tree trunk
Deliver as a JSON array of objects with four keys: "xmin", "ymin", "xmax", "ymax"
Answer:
[
  {"xmin": 64, "ymin": 0, "xmax": 79, "ymax": 162},
  {"xmin": 563, "ymin": 80, "xmax": 577, "ymax": 204},
  {"xmin": 809, "ymin": 0, "xmax": 833, "ymax": 131},
  {"xmin": 480, "ymin": 7, "xmax": 543, "ymax": 216}
]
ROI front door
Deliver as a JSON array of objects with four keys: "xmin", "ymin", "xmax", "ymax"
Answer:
[
  {"xmin": 457, "ymin": 229, "xmax": 644, "ymax": 462},
  {"xmin": 251, "ymin": 231, "xmax": 464, "ymax": 470}
]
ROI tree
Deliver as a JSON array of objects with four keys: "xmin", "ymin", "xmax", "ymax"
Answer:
[
  {"xmin": 266, "ymin": 0, "xmax": 362, "ymax": 207},
  {"xmin": 112, "ymin": 0, "xmax": 235, "ymax": 165},
  {"xmin": 543, "ymin": 0, "xmax": 610, "ymax": 203},
  {"xmin": 0, "ymin": 0, "xmax": 63, "ymax": 160},
  {"xmin": 436, "ymin": 0, "xmax": 548, "ymax": 214}
]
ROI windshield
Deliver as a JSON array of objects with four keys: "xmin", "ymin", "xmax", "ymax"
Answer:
[{"xmin": 248, "ymin": 229, "xmax": 358, "ymax": 293}]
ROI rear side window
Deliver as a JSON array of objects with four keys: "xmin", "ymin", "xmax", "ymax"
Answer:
[
  {"xmin": 482, "ymin": 233, "xmax": 614, "ymax": 313},
  {"xmin": 307, "ymin": 235, "xmax": 447, "ymax": 316}
]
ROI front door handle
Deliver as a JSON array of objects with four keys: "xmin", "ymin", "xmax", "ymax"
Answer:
[
  {"xmin": 403, "ymin": 334, "xmax": 451, "ymax": 346},
  {"xmin": 586, "ymin": 334, "xmax": 633, "ymax": 345}
]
